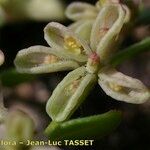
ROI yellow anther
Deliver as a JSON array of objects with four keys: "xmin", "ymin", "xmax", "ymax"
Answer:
[
  {"xmin": 64, "ymin": 36, "xmax": 84, "ymax": 55},
  {"xmin": 44, "ymin": 55, "xmax": 59, "ymax": 64},
  {"xmin": 109, "ymin": 82, "xmax": 123, "ymax": 92}
]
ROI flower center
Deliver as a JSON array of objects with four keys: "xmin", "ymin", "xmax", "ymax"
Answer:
[
  {"xmin": 65, "ymin": 77, "xmax": 83, "ymax": 96},
  {"xmin": 44, "ymin": 55, "xmax": 59, "ymax": 64},
  {"xmin": 64, "ymin": 36, "xmax": 84, "ymax": 54},
  {"xmin": 86, "ymin": 52, "xmax": 100, "ymax": 74}
]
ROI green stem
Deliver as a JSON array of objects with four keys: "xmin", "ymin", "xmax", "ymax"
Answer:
[
  {"xmin": 109, "ymin": 37, "xmax": 150, "ymax": 67},
  {"xmin": 45, "ymin": 110, "xmax": 122, "ymax": 141}
]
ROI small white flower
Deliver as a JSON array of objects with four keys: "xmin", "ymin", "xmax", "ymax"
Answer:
[{"xmin": 14, "ymin": 1, "xmax": 150, "ymax": 122}]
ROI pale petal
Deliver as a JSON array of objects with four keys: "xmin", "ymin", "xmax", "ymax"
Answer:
[
  {"xmin": 46, "ymin": 66, "xmax": 97, "ymax": 122},
  {"xmin": 14, "ymin": 46, "xmax": 80, "ymax": 74},
  {"xmin": 25, "ymin": 0, "xmax": 65, "ymax": 21},
  {"xmin": 65, "ymin": 2, "xmax": 98, "ymax": 21},
  {"xmin": 44, "ymin": 22, "xmax": 91, "ymax": 62},
  {"xmin": 0, "ymin": 85, "xmax": 7, "ymax": 122},
  {"xmin": 122, "ymin": 5, "xmax": 131, "ymax": 23},
  {"xmin": 98, "ymin": 69, "xmax": 150, "ymax": 104},
  {"xmin": 95, "ymin": 1, "xmax": 101, "ymax": 10},
  {"xmin": 69, "ymin": 20, "xmax": 94, "ymax": 43},
  {"xmin": 90, "ymin": 4, "xmax": 126, "ymax": 61},
  {"xmin": 0, "ymin": 50, "xmax": 4, "ymax": 66}
]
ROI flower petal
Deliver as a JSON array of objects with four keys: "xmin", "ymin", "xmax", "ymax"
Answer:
[
  {"xmin": 25, "ymin": 0, "xmax": 65, "ymax": 21},
  {"xmin": 44, "ymin": 22, "xmax": 91, "ymax": 62},
  {"xmin": 5, "ymin": 110, "xmax": 34, "ymax": 142},
  {"xmin": 0, "ymin": 50, "xmax": 4, "ymax": 66},
  {"xmin": 65, "ymin": 2, "xmax": 98, "ymax": 21},
  {"xmin": 98, "ymin": 69, "xmax": 150, "ymax": 104},
  {"xmin": 69, "ymin": 20, "xmax": 94, "ymax": 44},
  {"xmin": 0, "ymin": 87, "xmax": 7, "ymax": 122},
  {"xmin": 90, "ymin": 4, "xmax": 126, "ymax": 61},
  {"xmin": 122, "ymin": 5, "xmax": 131, "ymax": 23},
  {"xmin": 46, "ymin": 66, "xmax": 97, "ymax": 122},
  {"xmin": 14, "ymin": 46, "xmax": 80, "ymax": 74}
]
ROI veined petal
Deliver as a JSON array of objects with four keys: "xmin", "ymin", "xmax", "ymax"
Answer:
[
  {"xmin": 46, "ymin": 66, "xmax": 97, "ymax": 122},
  {"xmin": 90, "ymin": 4, "xmax": 126, "ymax": 61},
  {"xmin": 122, "ymin": 5, "xmax": 131, "ymax": 23},
  {"xmin": 65, "ymin": 2, "xmax": 98, "ymax": 21},
  {"xmin": 44, "ymin": 22, "xmax": 91, "ymax": 62},
  {"xmin": 98, "ymin": 69, "xmax": 150, "ymax": 104},
  {"xmin": 69, "ymin": 20, "xmax": 94, "ymax": 44},
  {"xmin": 14, "ymin": 46, "xmax": 80, "ymax": 74}
]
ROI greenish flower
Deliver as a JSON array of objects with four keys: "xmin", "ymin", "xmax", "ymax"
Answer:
[
  {"xmin": 0, "ymin": 109, "xmax": 60, "ymax": 150},
  {"xmin": 0, "ymin": 0, "xmax": 65, "ymax": 25},
  {"xmin": 66, "ymin": 0, "xmax": 131, "ymax": 43},
  {"xmin": 14, "ymin": 2, "xmax": 150, "ymax": 122},
  {"xmin": 0, "ymin": 50, "xmax": 7, "ymax": 122}
]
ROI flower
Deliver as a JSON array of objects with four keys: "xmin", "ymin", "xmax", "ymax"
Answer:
[
  {"xmin": 0, "ymin": 0, "xmax": 65, "ymax": 26},
  {"xmin": 66, "ymin": 0, "xmax": 131, "ymax": 43},
  {"xmin": 14, "ymin": 1, "xmax": 150, "ymax": 122},
  {"xmin": 0, "ymin": 50, "xmax": 7, "ymax": 123},
  {"xmin": 0, "ymin": 109, "xmax": 60, "ymax": 150}
]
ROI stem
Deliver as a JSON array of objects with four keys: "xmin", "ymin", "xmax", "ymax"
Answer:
[
  {"xmin": 45, "ymin": 110, "xmax": 122, "ymax": 141},
  {"xmin": 109, "ymin": 37, "xmax": 150, "ymax": 67}
]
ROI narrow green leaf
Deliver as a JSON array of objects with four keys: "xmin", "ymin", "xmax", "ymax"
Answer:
[
  {"xmin": 45, "ymin": 110, "xmax": 122, "ymax": 140},
  {"xmin": 109, "ymin": 37, "xmax": 150, "ymax": 67},
  {"xmin": 0, "ymin": 68, "xmax": 36, "ymax": 87}
]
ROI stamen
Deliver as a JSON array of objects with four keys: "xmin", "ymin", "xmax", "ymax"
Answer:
[
  {"xmin": 44, "ymin": 55, "xmax": 59, "ymax": 64},
  {"xmin": 65, "ymin": 78, "xmax": 82, "ymax": 96},
  {"xmin": 99, "ymin": 27, "xmax": 109, "ymax": 37},
  {"xmin": 64, "ymin": 36, "xmax": 84, "ymax": 55},
  {"xmin": 109, "ymin": 82, "xmax": 123, "ymax": 91}
]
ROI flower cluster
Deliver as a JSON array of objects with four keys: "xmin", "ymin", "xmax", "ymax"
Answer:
[{"xmin": 14, "ymin": 0, "xmax": 150, "ymax": 122}]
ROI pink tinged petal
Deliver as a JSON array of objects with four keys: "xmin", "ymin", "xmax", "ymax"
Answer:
[
  {"xmin": 14, "ymin": 46, "xmax": 80, "ymax": 74},
  {"xmin": 98, "ymin": 69, "xmax": 150, "ymax": 104},
  {"xmin": 44, "ymin": 22, "xmax": 91, "ymax": 62},
  {"xmin": 90, "ymin": 4, "xmax": 126, "ymax": 62},
  {"xmin": 65, "ymin": 2, "xmax": 98, "ymax": 21}
]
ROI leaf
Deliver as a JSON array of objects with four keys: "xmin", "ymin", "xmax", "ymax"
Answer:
[
  {"xmin": 45, "ymin": 110, "xmax": 122, "ymax": 140},
  {"xmin": 109, "ymin": 37, "xmax": 150, "ymax": 67},
  {"xmin": 0, "ymin": 68, "xmax": 36, "ymax": 87}
]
